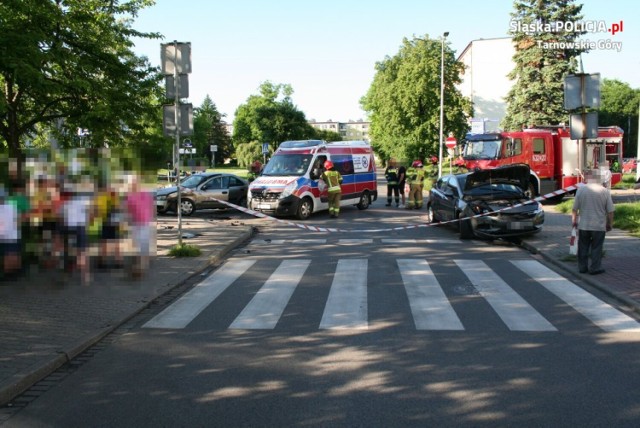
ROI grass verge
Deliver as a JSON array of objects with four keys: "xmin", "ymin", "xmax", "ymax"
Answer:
[
  {"xmin": 555, "ymin": 199, "xmax": 640, "ymax": 238},
  {"xmin": 169, "ymin": 244, "xmax": 202, "ymax": 257}
]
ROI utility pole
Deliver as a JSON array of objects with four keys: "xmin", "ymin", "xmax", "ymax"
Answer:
[{"xmin": 162, "ymin": 41, "xmax": 193, "ymax": 246}]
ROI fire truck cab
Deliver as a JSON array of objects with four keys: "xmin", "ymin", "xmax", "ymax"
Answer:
[{"xmin": 462, "ymin": 126, "xmax": 624, "ymax": 197}]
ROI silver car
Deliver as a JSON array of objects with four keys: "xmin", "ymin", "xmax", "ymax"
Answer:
[{"xmin": 155, "ymin": 173, "xmax": 248, "ymax": 216}]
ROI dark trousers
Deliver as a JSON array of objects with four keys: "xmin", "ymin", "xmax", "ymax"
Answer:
[
  {"xmin": 387, "ymin": 185, "xmax": 399, "ymax": 204},
  {"xmin": 577, "ymin": 229, "xmax": 606, "ymax": 272}
]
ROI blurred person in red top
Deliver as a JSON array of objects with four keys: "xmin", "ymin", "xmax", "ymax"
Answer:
[{"xmin": 125, "ymin": 174, "xmax": 154, "ymax": 279}]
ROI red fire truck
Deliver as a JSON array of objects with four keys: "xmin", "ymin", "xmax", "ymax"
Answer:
[{"xmin": 461, "ymin": 125, "xmax": 624, "ymax": 197}]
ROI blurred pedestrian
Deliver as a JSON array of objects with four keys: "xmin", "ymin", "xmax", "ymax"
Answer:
[
  {"xmin": 61, "ymin": 179, "xmax": 93, "ymax": 285},
  {"xmin": 321, "ymin": 160, "xmax": 342, "ymax": 218},
  {"xmin": 125, "ymin": 175, "xmax": 154, "ymax": 279},
  {"xmin": 384, "ymin": 158, "xmax": 400, "ymax": 207},
  {"xmin": 96, "ymin": 179, "xmax": 123, "ymax": 268},
  {"xmin": 571, "ymin": 169, "xmax": 615, "ymax": 275},
  {"xmin": 0, "ymin": 186, "xmax": 21, "ymax": 279}
]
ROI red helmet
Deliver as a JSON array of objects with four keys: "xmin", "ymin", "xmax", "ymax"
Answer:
[
  {"xmin": 412, "ymin": 160, "xmax": 423, "ymax": 168},
  {"xmin": 430, "ymin": 156, "xmax": 438, "ymax": 164},
  {"xmin": 324, "ymin": 160, "xmax": 334, "ymax": 170}
]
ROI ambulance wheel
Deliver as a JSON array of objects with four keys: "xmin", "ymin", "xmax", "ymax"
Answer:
[
  {"xmin": 357, "ymin": 191, "xmax": 370, "ymax": 210},
  {"xmin": 296, "ymin": 197, "xmax": 313, "ymax": 220}
]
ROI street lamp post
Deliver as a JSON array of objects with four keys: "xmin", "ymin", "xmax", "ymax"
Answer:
[{"xmin": 438, "ymin": 31, "xmax": 449, "ymax": 178}]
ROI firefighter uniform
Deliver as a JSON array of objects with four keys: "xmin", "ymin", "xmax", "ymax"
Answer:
[
  {"xmin": 384, "ymin": 159, "xmax": 400, "ymax": 207},
  {"xmin": 406, "ymin": 160, "xmax": 425, "ymax": 209},
  {"xmin": 321, "ymin": 161, "xmax": 343, "ymax": 218}
]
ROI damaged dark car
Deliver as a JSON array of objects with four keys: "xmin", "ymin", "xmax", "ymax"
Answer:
[{"xmin": 426, "ymin": 164, "xmax": 544, "ymax": 239}]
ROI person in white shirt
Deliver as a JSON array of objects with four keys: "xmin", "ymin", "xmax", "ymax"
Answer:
[{"xmin": 571, "ymin": 169, "xmax": 615, "ymax": 275}]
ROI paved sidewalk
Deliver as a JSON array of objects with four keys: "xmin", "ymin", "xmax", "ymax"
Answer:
[
  {"xmin": 0, "ymin": 217, "xmax": 254, "ymax": 406},
  {"xmin": 0, "ymin": 189, "xmax": 639, "ymax": 407}
]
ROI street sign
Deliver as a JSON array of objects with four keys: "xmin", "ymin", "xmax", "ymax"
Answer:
[
  {"xmin": 445, "ymin": 136, "xmax": 457, "ymax": 149},
  {"xmin": 210, "ymin": 145, "xmax": 218, "ymax": 152},
  {"xmin": 262, "ymin": 142, "xmax": 270, "ymax": 154},
  {"xmin": 564, "ymin": 73, "xmax": 600, "ymax": 110}
]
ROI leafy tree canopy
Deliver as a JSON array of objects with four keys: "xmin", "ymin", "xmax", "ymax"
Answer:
[
  {"xmin": 502, "ymin": 0, "xmax": 585, "ymax": 130},
  {"xmin": 232, "ymin": 81, "xmax": 317, "ymax": 152},
  {"xmin": 600, "ymin": 79, "xmax": 640, "ymax": 157},
  {"xmin": 0, "ymin": 0, "xmax": 161, "ymax": 160},
  {"xmin": 192, "ymin": 95, "xmax": 231, "ymax": 167},
  {"xmin": 360, "ymin": 35, "xmax": 472, "ymax": 163}
]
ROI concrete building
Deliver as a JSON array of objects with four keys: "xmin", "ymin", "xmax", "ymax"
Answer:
[
  {"xmin": 308, "ymin": 119, "xmax": 370, "ymax": 141},
  {"xmin": 457, "ymin": 37, "xmax": 515, "ymax": 133}
]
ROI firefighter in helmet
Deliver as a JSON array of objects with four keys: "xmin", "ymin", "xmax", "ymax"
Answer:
[
  {"xmin": 384, "ymin": 158, "xmax": 400, "ymax": 207},
  {"xmin": 406, "ymin": 160, "xmax": 425, "ymax": 209},
  {"xmin": 321, "ymin": 160, "xmax": 343, "ymax": 218}
]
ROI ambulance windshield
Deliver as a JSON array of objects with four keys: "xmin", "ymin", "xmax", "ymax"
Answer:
[{"xmin": 262, "ymin": 154, "xmax": 313, "ymax": 176}]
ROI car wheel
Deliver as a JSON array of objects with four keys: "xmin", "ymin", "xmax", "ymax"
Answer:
[
  {"xmin": 180, "ymin": 199, "xmax": 195, "ymax": 216},
  {"xmin": 356, "ymin": 191, "xmax": 370, "ymax": 210},
  {"xmin": 296, "ymin": 197, "xmax": 313, "ymax": 220},
  {"xmin": 426, "ymin": 204, "xmax": 437, "ymax": 223},
  {"xmin": 458, "ymin": 214, "xmax": 473, "ymax": 239}
]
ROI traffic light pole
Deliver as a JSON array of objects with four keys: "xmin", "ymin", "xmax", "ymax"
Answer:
[{"xmin": 173, "ymin": 40, "xmax": 183, "ymax": 246}]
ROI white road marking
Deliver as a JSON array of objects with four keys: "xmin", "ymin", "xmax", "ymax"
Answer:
[
  {"xmin": 512, "ymin": 260, "xmax": 640, "ymax": 332},
  {"xmin": 455, "ymin": 259, "xmax": 557, "ymax": 331},
  {"xmin": 397, "ymin": 259, "xmax": 464, "ymax": 330},
  {"xmin": 230, "ymin": 259, "xmax": 311, "ymax": 329},
  {"xmin": 320, "ymin": 259, "xmax": 368, "ymax": 329},
  {"xmin": 338, "ymin": 239, "xmax": 374, "ymax": 244},
  {"xmin": 143, "ymin": 259, "xmax": 257, "ymax": 329}
]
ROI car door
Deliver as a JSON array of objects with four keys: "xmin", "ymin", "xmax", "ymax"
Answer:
[
  {"xmin": 439, "ymin": 176, "xmax": 460, "ymax": 222},
  {"xmin": 198, "ymin": 176, "xmax": 228, "ymax": 209},
  {"xmin": 227, "ymin": 176, "xmax": 248, "ymax": 206}
]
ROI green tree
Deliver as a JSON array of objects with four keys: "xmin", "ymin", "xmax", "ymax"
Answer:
[
  {"xmin": 193, "ymin": 95, "xmax": 231, "ymax": 167},
  {"xmin": 600, "ymin": 79, "xmax": 640, "ymax": 157},
  {"xmin": 232, "ymin": 81, "xmax": 316, "ymax": 153},
  {"xmin": 361, "ymin": 36, "xmax": 472, "ymax": 163},
  {"xmin": 235, "ymin": 141, "xmax": 265, "ymax": 169},
  {"xmin": 0, "ymin": 0, "xmax": 161, "ymax": 161},
  {"xmin": 502, "ymin": 0, "xmax": 586, "ymax": 130}
]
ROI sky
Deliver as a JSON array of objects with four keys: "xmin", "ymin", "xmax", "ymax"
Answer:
[{"xmin": 131, "ymin": 0, "xmax": 639, "ymax": 123}]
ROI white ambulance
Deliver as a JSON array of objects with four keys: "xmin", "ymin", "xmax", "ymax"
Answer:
[{"xmin": 248, "ymin": 140, "xmax": 378, "ymax": 220}]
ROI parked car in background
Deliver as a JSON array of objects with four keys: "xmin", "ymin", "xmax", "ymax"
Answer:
[
  {"xmin": 155, "ymin": 172, "xmax": 248, "ymax": 216},
  {"xmin": 622, "ymin": 158, "xmax": 637, "ymax": 174},
  {"xmin": 426, "ymin": 164, "xmax": 544, "ymax": 239}
]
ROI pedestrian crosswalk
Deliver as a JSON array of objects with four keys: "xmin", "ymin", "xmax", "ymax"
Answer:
[
  {"xmin": 248, "ymin": 238, "xmax": 464, "ymax": 246},
  {"xmin": 142, "ymin": 258, "xmax": 640, "ymax": 333}
]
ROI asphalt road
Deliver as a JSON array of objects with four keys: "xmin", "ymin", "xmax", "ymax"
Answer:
[{"xmin": 5, "ymin": 204, "xmax": 640, "ymax": 427}]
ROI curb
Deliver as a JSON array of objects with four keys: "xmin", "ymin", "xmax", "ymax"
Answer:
[{"xmin": 0, "ymin": 226, "xmax": 254, "ymax": 407}]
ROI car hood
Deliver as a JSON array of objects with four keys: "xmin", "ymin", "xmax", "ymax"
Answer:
[
  {"xmin": 155, "ymin": 186, "xmax": 193, "ymax": 196},
  {"xmin": 464, "ymin": 164, "xmax": 530, "ymax": 191}
]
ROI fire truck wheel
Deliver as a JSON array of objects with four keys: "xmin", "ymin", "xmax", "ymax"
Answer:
[{"xmin": 526, "ymin": 182, "xmax": 536, "ymax": 199}]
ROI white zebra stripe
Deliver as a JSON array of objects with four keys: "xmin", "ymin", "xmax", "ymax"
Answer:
[
  {"xmin": 397, "ymin": 259, "xmax": 464, "ymax": 330},
  {"xmin": 142, "ymin": 259, "xmax": 257, "ymax": 329},
  {"xmin": 512, "ymin": 260, "xmax": 640, "ymax": 332},
  {"xmin": 230, "ymin": 259, "xmax": 311, "ymax": 330},
  {"xmin": 320, "ymin": 259, "xmax": 368, "ymax": 329},
  {"xmin": 455, "ymin": 259, "xmax": 557, "ymax": 331}
]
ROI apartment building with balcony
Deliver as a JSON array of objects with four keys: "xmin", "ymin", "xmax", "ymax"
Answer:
[{"xmin": 308, "ymin": 119, "xmax": 370, "ymax": 141}]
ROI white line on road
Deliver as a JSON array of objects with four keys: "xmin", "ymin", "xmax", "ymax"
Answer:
[
  {"xmin": 512, "ymin": 260, "xmax": 640, "ymax": 332},
  {"xmin": 456, "ymin": 259, "xmax": 557, "ymax": 331},
  {"xmin": 397, "ymin": 259, "xmax": 464, "ymax": 330},
  {"xmin": 320, "ymin": 259, "xmax": 368, "ymax": 329},
  {"xmin": 143, "ymin": 259, "xmax": 257, "ymax": 329},
  {"xmin": 230, "ymin": 259, "xmax": 311, "ymax": 329}
]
